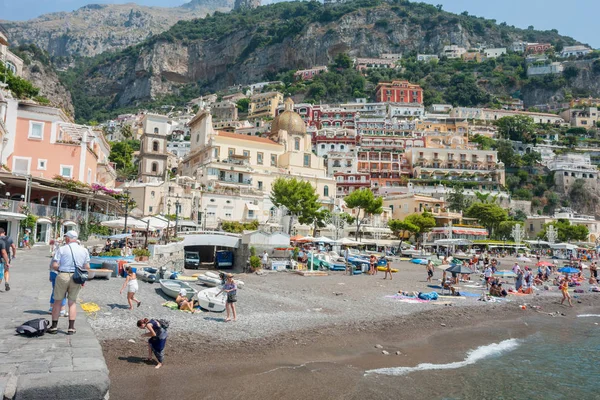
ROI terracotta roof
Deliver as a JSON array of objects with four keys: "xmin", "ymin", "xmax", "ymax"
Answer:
[{"xmin": 217, "ymin": 131, "xmax": 280, "ymax": 145}]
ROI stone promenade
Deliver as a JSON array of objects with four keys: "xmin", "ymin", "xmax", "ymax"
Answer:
[{"xmin": 0, "ymin": 246, "xmax": 109, "ymax": 400}]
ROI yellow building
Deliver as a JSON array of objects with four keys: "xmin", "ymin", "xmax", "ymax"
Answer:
[
  {"xmin": 383, "ymin": 194, "xmax": 446, "ymax": 220},
  {"xmin": 248, "ymin": 91, "xmax": 284, "ymax": 119},
  {"xmin": 415, "ymin": 118, "xmax": 469, "ymax": 134},
  {"xmin": 180, "ymin": 99, "xmax": 336, "ymax": 225}
]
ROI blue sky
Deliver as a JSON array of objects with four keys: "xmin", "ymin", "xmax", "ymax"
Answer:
[{"xmin": 1, "ymin": 0, "xmax": 598, "ymax": 48}]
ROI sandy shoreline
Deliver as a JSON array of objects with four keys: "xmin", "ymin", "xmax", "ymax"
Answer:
[{"xmin": 101, "ymin": 298, "xmax": 597, "ymax": 400}]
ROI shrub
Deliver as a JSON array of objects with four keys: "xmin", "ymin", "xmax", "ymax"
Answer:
[
  {"xmin": 249, "ymin": 255, "xmax": 262, "ymax": 270},
  {"xmin": 133, "ymin": 248, "xmax": 151, "ymax": 257}
]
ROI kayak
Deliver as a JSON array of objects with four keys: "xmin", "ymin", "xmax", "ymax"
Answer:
[{"xmin": 377, "ymin": 266, "xmax": 398, "ymax": 273}]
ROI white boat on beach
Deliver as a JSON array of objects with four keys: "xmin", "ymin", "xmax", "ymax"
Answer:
[
  {"xmin": 197, "ymin": 287, "xmax": 226, "ymax": 313},
  {"xmin": 197, "ymin": 274, "xmax": 221, "ymax": 287},
  {"xmin": 159, "ymin": 279, "xmax": 197, "ymax": 300}
]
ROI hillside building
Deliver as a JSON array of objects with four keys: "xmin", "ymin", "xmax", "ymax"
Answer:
[
  {"xmin": 560, "ymin": 45, "xmax": 592, "ymax": 58},
  {"xmin": 559, "ymin": 107, "xmax": 598, "ymax": 128},
  {"xmin": 0, "ymin": 25, "xmax": 24, "ymax": 77},
  {"xmin": 354, "ymin": 57, "xmax": 397, "ymax": 71},
  {"xmin": 417, "ymin": 54, "xmax": 439, "ymax": 62},
  {"xmin": 375, "ymin": 80, "xmax": 423, "ymax": 104},
  {"xmin": 449, "ymin": 107, "xmax": 564, "ymax": 124},
  {"xmin": 484, "ymin": 48, "xmax": 507, "ymax": 58},
  {"xmin": 441, "ymin": 45, "xmax": 467, "ymax": 59},
  {"xmin": 547, "ymin": 153, "xmax": 598, "ymax": 192},
  {"xmin": 527, "ymin": 62, "xmax": 564, "ymax": 76},
  {"xmin": 294, "ymin": 66, "xmax": 327, "ymax": 81},
  {"xmin": 248, "ymin": 91, "xmax": 283, "ymax": 119},
  {"xmin": 526, "ymin": 43, "xmax": 553, "ymax": 54},
  {"xmin": 210, "ymin": 101, "xmax": 238, "ymax": 122}
]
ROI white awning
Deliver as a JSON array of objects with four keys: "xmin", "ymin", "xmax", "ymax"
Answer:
[
  {"xmin": 245, "ymin": 203, "xmax": 260, "ymax": 211},
  {"xmin": 182, "ymin": 233, "xmax": 240, "ymax": 248},
  {"xmin": 63, "ymin": 221, "xmax": 77, "ymax": 227},
  {"xmin": 0, "ymin": 211, "xmax": 27, "ymax": 221},
  {"xmin": 37, "ymin": 218, "xmax": 52, "ymax": 224}
]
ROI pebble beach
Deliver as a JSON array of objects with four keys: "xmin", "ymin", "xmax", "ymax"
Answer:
[{"xmin": 81, "ymin": 255, "xmax": 599, "ymax": 400}]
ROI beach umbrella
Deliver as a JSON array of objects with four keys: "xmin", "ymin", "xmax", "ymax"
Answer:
[
  {"xmin": 536, "ymin": 261, "xmax": 554, "ymax": 267},
  {"xmin": 558, "ymin": 267, "xmax": 580, "ymax": 274},
  {"xmin": 445, "ymin": 264, "xmax": 475, "ymax": 274},
  {"xmin": 290, "ymin": 235, "xmax": 305, "ymax": 242},
  {"xmin": 312, "ymin": 236, "xmax": 334, "ymax": 243},
  {"xmin": 517, "ymin": 256, "xmax": 532, "ymax": 263},
  {"xmin": 493, "ymin": 270, "xmax": 517, "ymax": 277}
]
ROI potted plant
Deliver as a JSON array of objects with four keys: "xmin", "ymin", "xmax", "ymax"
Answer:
[{"xmin": 133, "ymin": 248, "xmax": 151, "ymax": 261}]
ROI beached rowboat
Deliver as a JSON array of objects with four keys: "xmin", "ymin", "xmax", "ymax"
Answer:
[
  {"xmin": 197, "ymin": 274, "xmax": 221, "ymax": 287},
  {"xmin": 159, "ymin": 279, "xmax": 197, "ymax": 300},
  {"xmin": 197, "ymin": 287, "xmax": 226, "ymax": 313},
  {"xmin": 137, "ymin": 267, "xmax": 158, "ymax": 283}
]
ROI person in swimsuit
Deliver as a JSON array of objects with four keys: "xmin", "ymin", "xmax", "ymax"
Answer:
[
  {"xmin": 175, "ymin": 289, "xmax": 196, "ymax": 313},
  {"xmin": 426, "ymin": 260, "xmax": 434, "ymax": 282},
  {"xmin": 120, "ymin": 266, "xmax": 141, "ymax": 309},
  {"xmin": 137, "ymin": 318, "xmax": 168, "ymax": 369},
  {"xmin": 369, "ymin": 254, "xmax": 377, "ymax": 275},
  {"xmin": 559, "ymin": 276, "xmax": 573, "ymax": 307}
]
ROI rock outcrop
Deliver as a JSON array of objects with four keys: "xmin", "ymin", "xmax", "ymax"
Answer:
[{"xmin": 1, "ymin": 0, "xmax": 234, "ymax": 58}]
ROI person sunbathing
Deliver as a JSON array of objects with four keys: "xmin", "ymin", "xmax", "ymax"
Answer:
[
  {"xmin": 490, "ymin": 283, "xmax": 507, "ymax": 297},
  {"xmin": 175, "ymin": 290, "xmax": 197, "ymax": 313}
]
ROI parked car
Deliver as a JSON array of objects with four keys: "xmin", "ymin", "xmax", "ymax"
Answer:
[
  {"xmin": 184, "ymin": 251, "xmax": 200, "ymax": 269},
  {"xmin": 215, "ymin": 250, "xmax": 234, "ymax": 269}
]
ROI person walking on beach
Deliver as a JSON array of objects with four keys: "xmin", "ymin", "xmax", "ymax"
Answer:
[
  {"xmin": 559, "ymin": 277, "xmax": 573, "ymax": 307},
  {"xmin": 515, "ymin": 268, "xmax": 524, "ymax": 292},
  {"xmin": 48, "ymin": 231, "xmax": 90, "ymax": 335},
  {"xmin": 590, "ymin": 262, "xmax": 598, "ymax": 281},
  {"xmin": 0, "ymin": 236, "xmax": 10, "ymax": 292},
  {"xmin": 22, "ymin": 229, "xmax": 32, "ymax": 250},
  {"xmin": 217, "ymin": 274, "xmax": 238, "ymax": 322},
  {"xmin": 120, "ymin": 266, "xmax": 141, "ymax": 310},
  {"xmin": 262, "ymin": 250, "xmax": 269, "ymax": 269},
  {"xmin": 137, "ymin": 318, "xmax": 168, "ymax": 369},
  {"xmin": 484, "ymin": 265, "xmax": 493, "ymax": 289},
  {"xmin": 0, "ymin": 228, "xmax": 16, "ymax": 263},
  {"xmin": 426, "ymin": 260, "xmax": 434, "ymax": 282},
  {"xmin": 382, "ymin": 257, "xmax": 392, "ymax": 280},
  {"xmin": 344, "ymin": 247, "xmax": 352, "ymax": 275},
  {"xmin": 369, "ymin": 254, "xmax": 377, "ymax": 275}
]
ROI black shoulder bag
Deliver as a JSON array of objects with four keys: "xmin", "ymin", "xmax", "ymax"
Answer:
[{"xmin": 67, "ymin": 244, "xmax": 88, "ymax": 284}]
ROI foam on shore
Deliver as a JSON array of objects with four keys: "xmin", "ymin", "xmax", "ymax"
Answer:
[
  {"xmin": 365, "ymin": 338, "xmax": 521, "ymax": 376},
  {"xmin": 577, "ymin": 314, "xmax": 600, "ymax": 318}
]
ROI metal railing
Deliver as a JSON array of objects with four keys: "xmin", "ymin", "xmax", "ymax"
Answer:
[{"xmin": 0, "ymin": 199, "xmax": 115, "ymax": 222}]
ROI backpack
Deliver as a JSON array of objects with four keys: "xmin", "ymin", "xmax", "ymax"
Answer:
[
  {"xmin": 16, "ymin": 319, "xmax": 50, "ymax": 337},
  {"xmin": 157, "ymin": 319, "xmax": 170, "ymax": 330}
]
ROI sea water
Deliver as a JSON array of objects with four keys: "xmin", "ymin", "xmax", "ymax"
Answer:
[{"xmin": 367, "ymin": 315, "xmax": 600, "ymax": 399}]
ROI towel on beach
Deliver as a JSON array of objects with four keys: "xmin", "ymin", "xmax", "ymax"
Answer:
[
  {"xmin": 385, "ymin": 295, "xmax": 430, "ymax": 303},
  {"xmin": 162, "ymin": 301, "xmax": 179, "ymax": 310}
]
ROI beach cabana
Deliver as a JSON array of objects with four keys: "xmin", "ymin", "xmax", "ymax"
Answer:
[
  {"xmin": 312, "ymin": 236, "xmax": 334, "ymax": 243},
  {"xmin": 336, "ymin": 237, "xmax": 361, "ymax": 246}
]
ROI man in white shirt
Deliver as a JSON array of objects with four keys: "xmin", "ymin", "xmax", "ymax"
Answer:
[
  {"xmin": 262, "ymin": 250, "xmax": 269, "ymax": 269},
  {"xmin": 484, "ymin": 265, "xmax": 493, "ymax": 289},
  {"xmin": 48, "ymin": 231, "xmax": 90, "ymax": 335}
]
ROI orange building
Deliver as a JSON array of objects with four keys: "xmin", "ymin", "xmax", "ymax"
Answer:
[{"xmin": 375, "ymin": 80, "xmax": 423, "ymax": 104}]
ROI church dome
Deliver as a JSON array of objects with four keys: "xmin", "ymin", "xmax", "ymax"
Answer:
[{"xmin": 270, "ymin": 98, "xmax": 306, "ymax": 136}]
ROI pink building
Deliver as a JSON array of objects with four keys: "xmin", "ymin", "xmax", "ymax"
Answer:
[
  {"xmin": 294, "ymin": 66, "xmax": 328, "ymax": 81},
  {"xmin": 7, "ymin": 103, "xmax": 101, "ymax": 184}
]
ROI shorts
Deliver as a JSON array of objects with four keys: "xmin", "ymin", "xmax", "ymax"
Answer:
[
  {"xmin": 427, "ymin": 270, "xmax": 433, "ymax": 277},
  {"xmin": 53, "ymin": 272, "xmax": 83, "ymax": 302}
]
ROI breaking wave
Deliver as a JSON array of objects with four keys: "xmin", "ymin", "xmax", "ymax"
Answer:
[{"xmin": 365, "ymin": 338, "xmax": 521, "ymax": 376}]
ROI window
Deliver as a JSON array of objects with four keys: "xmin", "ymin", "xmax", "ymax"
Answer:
[
  {"xmin": 340, "ymin": 145, "xmax": 345, "ymax": 150},
  {"xmin": 321, "ymin": 144, "xmax": 325, "ymax": 149},
  {"xmin": 271, "ymin": 154, "xmax": 277, "ymax": 166},
  {"xmin": 152, "ymin": 141, "xmax": 159, "ymax": 152},
  {"xmin": 324, "ymin": 185, "xmax": 329, "ymax": 197},
  {"xmin": 13, "ymin": 157, "xmax": 31, "ymax": 174},
  {"xmin": 37, "ymin": 159, "xmax": 47, "ymax": 170},
  {"xmin": 87, "ymin": 168, "xmax": 92, "ymax": 184},
  {"xmin": 243, "ymin": 150, "xmax": 250, "ymax": 158},
  {"xmin": 257, "ymin": 152, "xmax": 264, "ymax": 165},
  {"xmin": 196, "ymin": 134, "xmax": 200, "ymax": 143},
  {"xmin": 303, "ymin": 154, "xmax": 310, "ymax": 167},
  {"xmin": 149, "ymin": 206, "xmax": 153, "ymax": 213},
  {"xmin": 225, "ymin": 213, "xmax": 232, "ymax": 218},
  {"xmin": 248, "ymin": 210, "xmax": 255, "ymax": 218},
  {"xmin": 60, "ymin": 165, "xmax": 73, "ymax": 178},
  {"xmin": 258, "ymin": 181, "xmax": 263, "ymax": 190},
  {"xmin": 213, "ymin": 147, "xmax": 220, "ymax": 158},
  {"xmin": 29, "ymin": 121, "xmax": 44, "ymax": 139},
  {"xmin": 151, "ymin": 162, "xmax": 158, "ymax": 173},
  {"xmin": 5, "ymin": 61, "xmax": 16, "ymax": 74},
  {"xmin": 154, "ymin": 127, "xmax": 159, "ymax": 134},
  {"xmin": 228, "ymin": 148, "xmax": 235, "ymax": 156},
  {"xmin": 294, "ymin": 138, "xmax": 301, "ymax": 151}
]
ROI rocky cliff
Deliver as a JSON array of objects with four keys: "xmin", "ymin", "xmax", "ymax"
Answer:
[
  {"xmin": 66, "ymin": 0, "xmax": 581, "ymax": 120},
  {"xmin": 10, "ymin": 46, "xmax": 75, "ymax": 116},
  {"xmin": 1, "ymin": 0, "xmax": 233, "ymax": 58}
]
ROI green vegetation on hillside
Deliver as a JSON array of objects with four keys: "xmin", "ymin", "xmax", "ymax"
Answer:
[
  {"xmin": 0, "ymin": 61, "xmax": 48, "ymax": 104},
  {"xmin": 58, "ymin": 0, "xmax": 582, "ymax": 122}
]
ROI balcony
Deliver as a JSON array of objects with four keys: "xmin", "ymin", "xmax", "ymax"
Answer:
[
  {"xmin": 336, "ymin": 180, "xmax": 371, "ymax": 186},
  {"xmin": 218, "ymin": 177, "xmax": 252, "ymax": 185}
]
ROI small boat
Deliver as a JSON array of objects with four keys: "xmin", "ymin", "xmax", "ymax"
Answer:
[
  {"xmin": 176, "ymin": 275, "xmax": 197, "ymax": 282},
  {"xmin": 205, "ymin": 271, "xmax": 220, "ymax": 279},
  {"xmin": 197, "ymin": 287, "xmax": 226, "ymax": 313},
  {"xmin": 91, "ymin": 269, "xmax": 112, "ymax": 279},
  {"xmin": 197, "ymin": 274, "xmax": 221, "ymax": 287},
  {"xmin": 159, "ymin": 279, "xmax": 197, "ymax": 300},
  {"xmin": 137, "ymin": 267, "xmax": 158, "ymax": 283},
  {"xmin": 411, "ymin": 258, "xmax": 428, "ymax": 265}
]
